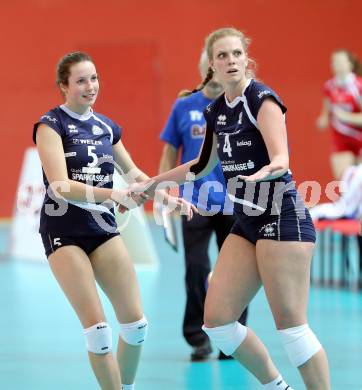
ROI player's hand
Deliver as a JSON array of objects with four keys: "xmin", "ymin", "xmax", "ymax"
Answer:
[
  {"xmin": 238, "ymin": 167, "xmax": 272, "ymax": 182},
  {"xmin": 173, "ymin": 196, "xmax": 198, "ymax": 221},
  {"xmin": 157, "ymin": 195, "xmax": 198, "ymax": 221},
  {"xmin": 238, "ymin": 164, "xmax": 286, "ymax": 183},
  {"xmin": 111, "ymin": 188, "xmax": 149, "ymax": 213},
  {"xmin": 127, "ymin": 180, "xmax": 155, "ymax": 198}
]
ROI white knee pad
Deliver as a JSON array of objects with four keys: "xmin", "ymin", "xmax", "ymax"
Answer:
[
  {"xmin": 202, "ymin": 322, "xmax": 247, "ymax": 356},
  {"xmin": 278, "ymin": 324, "xmax": 322, "ymax": 367},
  {"xmin": 84, "ymin": 322, "xmax": 112, "ymax": 354},
  {"xmin": 119, "ymin": 316, "xmax": 148, "ymax": 346}
]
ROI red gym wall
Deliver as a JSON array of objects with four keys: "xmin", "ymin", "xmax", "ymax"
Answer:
[{"xmin": 1, "ymin": 0, "xmax": 361, "ymax": 218}]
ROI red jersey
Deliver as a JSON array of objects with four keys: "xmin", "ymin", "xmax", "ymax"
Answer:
[{"xmin": 324, "ymin": 73, "xmax": 362, "ymax": 140}]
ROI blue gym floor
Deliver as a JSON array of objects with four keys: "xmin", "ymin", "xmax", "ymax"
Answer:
[{"xmin": 0, "ymin": 219, "xmax": 361, "ymax": 389}]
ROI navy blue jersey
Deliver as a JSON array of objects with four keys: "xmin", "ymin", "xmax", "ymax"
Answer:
[
  {"xmin": 33, "ymin": 105, "xmax": 122, "ymax": 236},
  {"xmin": 204, "ymin": 79, "xmax": 300, "ymax": 218},
  {"xmin": 161, "ymin": 91, "xmax": 231, "ymax": 213}
]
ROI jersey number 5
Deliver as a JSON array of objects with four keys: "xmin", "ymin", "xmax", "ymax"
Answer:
[{"xmin": 87, "ymin": 146, "xmax": 98, "ymax": 167}]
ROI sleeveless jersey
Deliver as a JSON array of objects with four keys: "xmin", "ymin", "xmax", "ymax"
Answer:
[
  {"xmin": 204, "ymin": 79, "xmax": 300, "ymax": 218},
  {"xmin": 33, "ymin": 105, "xmax": 121, "ymax": 235}
]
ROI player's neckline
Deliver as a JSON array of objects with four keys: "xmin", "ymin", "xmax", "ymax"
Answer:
[
  {"xmin": 60, "ymin": 104, "xmax": 93, "ymax": 121},
  {"xmin": 224, "ymin": 79, "xmax": 252, "ymax": 108}
]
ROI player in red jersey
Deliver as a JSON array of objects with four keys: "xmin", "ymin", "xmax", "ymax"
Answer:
[{"xmin": 316, "ymin": 49, "xmax": 362, "ymax": 179}]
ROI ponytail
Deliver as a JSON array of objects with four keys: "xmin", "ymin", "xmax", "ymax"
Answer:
[{"xmin": 178, "ymin": 67, "xmax": 214, "ymax": 98}]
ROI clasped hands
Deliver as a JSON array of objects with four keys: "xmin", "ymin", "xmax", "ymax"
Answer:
[
  {"xmin": 111, "ymin": 181, "xmax": 198, "ymax": 221},
  {"xmin": 111, "ymin": 187, "xmax": 149, "ymax": 213}
]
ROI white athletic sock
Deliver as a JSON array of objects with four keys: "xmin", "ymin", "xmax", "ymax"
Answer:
[
  {"xmin": 263, "ymin": 375, "xmax": 293, "ymax": 390},
  {"xmin": 121, "ymin": 384, "xmax": 134, "ymax": 390}
]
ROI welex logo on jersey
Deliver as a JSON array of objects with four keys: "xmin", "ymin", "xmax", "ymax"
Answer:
[
  {"xmin": 72, "ymin": 139, "xmax": 102, "ymax": 145},
  {"xmin": 217, "ymin": 114, "xmax": 227, "ymax": 125}
]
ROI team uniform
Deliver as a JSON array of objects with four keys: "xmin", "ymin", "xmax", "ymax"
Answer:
[
  {"xmin": 324, "ymin": 72, "xmax": 362, "ymax": 156},
  {"xmin": 161, "ymin": 91, "xmax": 247, "ymax": 350},
  {"xmin": 33, "ymin": 105, "xmax": 121, "ymax": 257},
  {"xmin": 203, "ymin": 79, "xmax": 316, "ymax": 244}
]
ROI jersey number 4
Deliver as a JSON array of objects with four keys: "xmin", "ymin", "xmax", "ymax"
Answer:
[{"xmin": 223, "ymin": 135, "xmax": 232, "ymax": 157}]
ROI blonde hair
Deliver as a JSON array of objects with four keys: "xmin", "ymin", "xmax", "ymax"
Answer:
[
  {"xmin": 178, "ymin": 68, "xmax": 214, "ymax": 98},
  {"xmin": 179, "ymin": 27, "xmax": 255, "ymax": 98}
]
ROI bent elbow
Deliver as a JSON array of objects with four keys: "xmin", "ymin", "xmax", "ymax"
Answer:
[
  {"xmin": 190, "ymin": 157, "xmax": 217, "ymax": 180},
  {"xmin": 190, "ymin": 157, "xmax": 207, "ymax": 177}
]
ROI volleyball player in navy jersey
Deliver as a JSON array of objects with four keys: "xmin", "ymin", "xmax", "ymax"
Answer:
[
  {"xmin": 130, "ymin": 28, "xmax": 330, "ymax": 389},
  {"xmin": 34, "ymin": 52, "xmax": 195, "ymax": 390},
  {"xmin": 159, "ymin": 50, "xmax": 247, "ymax": 361}
]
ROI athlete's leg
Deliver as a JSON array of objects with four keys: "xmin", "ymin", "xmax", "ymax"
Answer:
[
  {"xmin": 90, "ymin": 236, "xmax": 145, "ymax": 387},
  {"xmin": 213, "ymin": 213, "xmax": 248, "ymax": 325},
  {"xmin": 48, "ymin": 246, "xmax": 121, "ymax": 390},
  {"xmin": 212, "ymin": 214, "xmax": 248, "ymax": 360},
  {"xmin": 203, "ymin": 234, "xmax": 282, "ymax": 384},
  {"xmin": 256, "ymin": 240, "xmax": 330, "ymax": 390}
]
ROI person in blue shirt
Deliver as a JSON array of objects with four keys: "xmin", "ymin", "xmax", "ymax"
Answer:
[
  {"xmin": 159, "ymin": 50, "xmax": 248, "ymax": 361},
  {"xmin": 130, "ymin": 27, "xmax": 330, "ymax": 390},
  {"xmin": 34, "ymin": 51, "xmax": 195, "ymax": 390}
]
